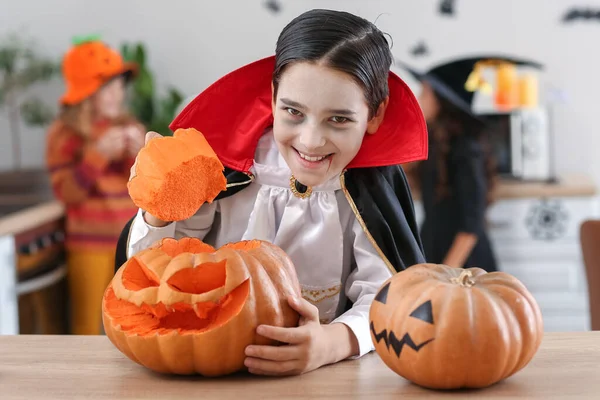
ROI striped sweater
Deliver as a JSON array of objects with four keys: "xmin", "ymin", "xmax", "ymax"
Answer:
[{"xmin": 46, "ymin": 119, "xmax": 140, "ymax": 252}]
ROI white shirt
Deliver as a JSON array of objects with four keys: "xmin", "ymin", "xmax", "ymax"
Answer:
[{"xmin": 127, "ymin": 130, "xmax": 394, "ymax": 358}]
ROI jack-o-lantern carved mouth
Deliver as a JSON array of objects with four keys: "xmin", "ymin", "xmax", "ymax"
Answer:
[
  {"xmin": 104, "ymin": 243, "xmax": 251, "ymax": 336},
  {"xmin": 370, "ymin": 282, "xmax": 435, "ymax": 357},
  {"xmin": 370, "ymin": 322, "xmax": 434, "ymax": 357}
]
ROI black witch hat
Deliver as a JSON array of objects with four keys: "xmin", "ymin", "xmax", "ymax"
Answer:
[{"xmin": 397, "ymin": 55, "xmax": 544, "ymax": 119}]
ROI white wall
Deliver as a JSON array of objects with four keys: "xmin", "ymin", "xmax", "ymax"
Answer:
[{"xmin": 1, "ymin": 0, "xmax": 599, "ymax": 188}]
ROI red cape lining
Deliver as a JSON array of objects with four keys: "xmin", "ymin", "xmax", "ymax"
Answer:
[{"xmin": 170, "ymin": 56, "xmax": 428, "ymax": 172}]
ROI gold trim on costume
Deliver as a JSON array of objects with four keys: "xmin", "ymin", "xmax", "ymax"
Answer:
[
  {"xmin": 339, "ymin": 170, "xmax": 397, "ymax": 276},
  {"xmin": 301, "ymin": 284, "xmax": 342, "ymax": 303},
  {"xmin": 289, "ymin": 175, "xmax": 312, "ymax": 199},
  {"xmin": 226, "ymin": 172, "xmax": 255, "ymax": 188}
]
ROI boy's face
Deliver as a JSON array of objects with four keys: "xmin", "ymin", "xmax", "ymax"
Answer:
[
  {"xmin": 93, "ymin": 76, "xmax": 125, "ymax": 120},
  {"xmin": 272, "ymin": 62, "xmax": 379, "ymax": 188}
]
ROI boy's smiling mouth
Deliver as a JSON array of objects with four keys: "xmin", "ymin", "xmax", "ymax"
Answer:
[{"xmin": 293, "ymin": 147, "xmax": 333, "ymax": 164}]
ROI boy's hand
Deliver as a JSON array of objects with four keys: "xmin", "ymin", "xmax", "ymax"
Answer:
[{"xmin": 244, "ymin": 295, "xmax": 357, "ymax": 376}]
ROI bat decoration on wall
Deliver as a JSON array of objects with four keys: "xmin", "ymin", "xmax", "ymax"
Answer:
[
  {"xmin": 561, "ymin": 7, "xmax": 600, "ymax": 23},
  {"xmin": 439, "ymin": 0, "xmax": 456, "ymax": 16},
  {"xmin": 410, "ymin": 40, "xmax": 429, "ymax": 57},
  {"xmin": 263, "ymin": 0, "xmax": 281, "ymax": 14}
]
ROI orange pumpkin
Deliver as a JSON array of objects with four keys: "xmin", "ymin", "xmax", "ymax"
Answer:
[
  {"xmin": 369, "ymin": 263, "xmax": 543, "ymax": 390},
  {"xmin": 127, "ymin": 127, "xmax": 227, "ymax": 222},
  {"xmin": 102, "ymin": 237, "xmax": 301, "ymax": 376}
]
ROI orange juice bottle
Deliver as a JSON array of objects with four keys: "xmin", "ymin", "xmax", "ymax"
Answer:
[
  {"xmin": 518, "ymin": 73, "xmax": 539, "ymax": 108},
  {"xmin": 495, "ymin": 63, "xmax": 518, "ymax": 110}
]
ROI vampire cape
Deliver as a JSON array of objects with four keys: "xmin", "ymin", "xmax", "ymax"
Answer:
[{"xmin": 114, "ymin": 56, "xmax": 429, "ymax": 275}]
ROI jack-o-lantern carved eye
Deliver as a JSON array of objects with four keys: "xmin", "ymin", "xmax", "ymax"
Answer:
[
  {"xmin": 167, "ymin": 260, "xmax": 227, "ymax": 294},
  {"xmin": 121, "ymin": 258, "xmax": 160, "ymax": 290},
  {"xmin": 374, "ymin": 282, "xmax": 390, "ymax": 304},
  {"xmin": 409, "ymin": 300, "xmax": 434, "ymax": 325},
  {"xmin": 107, "ymin": 255, "xmax": 250, "ymax": 335}
]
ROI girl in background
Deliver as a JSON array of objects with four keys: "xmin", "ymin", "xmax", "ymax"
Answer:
[
  {"xmin": 401, "ymin": 56, "xmax": 501, "ymax": 272},
  {"xmin": 46, "ymin": 37, "xmax": 145, "ymax": 334}
]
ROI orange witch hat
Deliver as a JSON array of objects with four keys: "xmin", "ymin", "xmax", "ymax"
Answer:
[{"xmin": 60, "ymin": 34, "xmax": 138, "ymax": 105}]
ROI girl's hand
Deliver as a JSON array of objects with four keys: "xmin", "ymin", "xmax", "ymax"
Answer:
[
  {"xmin": 129, "ymin": 131, "xmax": 171, "ymax": 228},
  {"xmin": 244, "ymin": 296, "xmax": 357, "ymax": 376},
  {"xmin": 95, "ymin": 127, "xmax": 126, "ymax": 160},
  {"xmin": 124, "ymin": 123, "xmax": 146, "ymax": 157}
]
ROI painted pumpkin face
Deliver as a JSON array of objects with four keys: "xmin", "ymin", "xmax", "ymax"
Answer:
[
  {"xmin": 370, "ymin": 283, "xmax": 435, "ymax": 358},
  {"xmin": 102, "ymin": 237, "xmax": 301, "ymax": 376},
  {"xmin": 369, "ymin": 263, "xmax": 543, "ymax": 390}
]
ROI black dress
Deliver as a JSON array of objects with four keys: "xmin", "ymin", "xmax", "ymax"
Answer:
[{"xmin": 418, "ymin": 133, "xmax": 498, "ymax": 272}]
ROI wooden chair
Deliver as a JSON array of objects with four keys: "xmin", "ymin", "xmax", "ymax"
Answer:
[{"xmin": 580, "ymin": 220, "xmax": 600, "ymax": 330}]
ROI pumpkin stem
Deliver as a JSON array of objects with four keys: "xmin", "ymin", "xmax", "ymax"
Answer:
[{"xmin": 451, "ymin": 270, "xmax": 475, "ymax": 288}]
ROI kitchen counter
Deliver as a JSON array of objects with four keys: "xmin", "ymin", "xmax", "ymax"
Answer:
[
  {"xmin": 0, "ymin": 168, "xmax": 68, "ymax": 335},
  {"xmin": 494, "ymin": 173, "xmax": 597, "ymax": 199},
  {"xmin": 1, "ymin": 332, "xmax": 600, "ymax": 399},
  {"xmin": 0, "ymin": 199, "xmax": 67, "ymax": 335},
  {"xmin": 0, "ymin": 169, "xmax": 65, "ymax": 236},
  {"xmin": 408, "ymin": 173, "xmax": 597, "ymax": 201},
  {"xmin": 0, "ymin": 201, "xmax": 64, "ymax": 237}
]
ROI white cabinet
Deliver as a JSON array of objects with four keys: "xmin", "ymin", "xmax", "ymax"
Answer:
[{"xmin": 413, "ymin": 194, "xmax": 599, "ymax": 332}]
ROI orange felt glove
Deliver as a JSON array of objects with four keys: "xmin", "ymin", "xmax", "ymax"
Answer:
[{"xmin": 128, "ymin": 128, "xmax": 227, "ymax": 222}]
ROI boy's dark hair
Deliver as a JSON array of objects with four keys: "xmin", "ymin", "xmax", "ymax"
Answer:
[{"xmin": 273, "ymin": 9, "xmax": 392, "ymax": 119}]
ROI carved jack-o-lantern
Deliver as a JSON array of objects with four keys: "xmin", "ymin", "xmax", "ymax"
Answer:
[
  {"xmin": 102, "ymin": 237, "xmax": 301, "ymax": 376},
  {"xmin": 369, "ymin": 263, "xmax": 543, "ymax": 390}
]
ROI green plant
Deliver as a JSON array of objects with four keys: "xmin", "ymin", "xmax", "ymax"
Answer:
[
  {"xmin": 0, "ymin": 33, "xmax": 59, "ymax": 169},
  {"xmin": 121, "ymin": 42, "xmax": 184, "ymax": 136}
]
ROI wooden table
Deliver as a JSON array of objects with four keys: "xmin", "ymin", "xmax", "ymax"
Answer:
[{"xmin": 1, "ymin": 332, "xmax": 599, "ymax": 399}]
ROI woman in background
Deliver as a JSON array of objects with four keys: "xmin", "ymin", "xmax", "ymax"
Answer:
[
  {"xmin": 402, "ymin": 56, "xmax": 501, "ymax": 272},
  {"xmin": 46, "ymin": 37, "xmax": 145, "ymax": 334}
]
